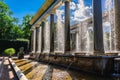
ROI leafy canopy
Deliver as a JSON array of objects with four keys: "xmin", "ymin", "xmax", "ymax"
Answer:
[{"xmin": 0, "ymin": 0, "xmax": 32, "ymax": 40}]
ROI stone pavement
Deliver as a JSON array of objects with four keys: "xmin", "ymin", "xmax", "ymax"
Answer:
[{"xmin": 0, "ymin": 57, "xmax": 18, "ymax": 80}]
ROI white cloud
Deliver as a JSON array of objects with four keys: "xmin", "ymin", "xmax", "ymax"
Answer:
[
  {"xmin": 56, "ymin": 0, "xmax": 92, "ymax": 25},
  {"xmin": 84, "ymin": 6, "xmax": 92, "ymax": 17},
  {"xmin": 71, "ymin": 0, "xmax": 92, "ymax": 24},
  {"xmin": 70, "ymin": 2, "xmax": 76, "ymax": 10}
]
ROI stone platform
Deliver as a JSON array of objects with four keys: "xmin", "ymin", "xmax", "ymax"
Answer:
[
  {"xmin": 30, "ymin": 53, "xmax": 119, "ymax": 76},
  {"xmin": 11, "ymin": 58, "xmax": 116, "ymax": 80}
]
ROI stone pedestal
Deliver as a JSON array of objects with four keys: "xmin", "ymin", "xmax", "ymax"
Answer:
[
  {"xmin": 93, "ymin": 0, "xmax": 104, "ymax": 55},
  {"xmin": 114, "ymin": 0, "xmax": 120, "ymax": 51}
]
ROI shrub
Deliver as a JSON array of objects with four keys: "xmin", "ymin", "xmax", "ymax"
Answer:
[
  {"xmin": 0, "ymin": 39, "xmax": 29, "ymax": 54},
  {"xmin": 4, "ymin": 48, "xmax": 16, "ymax": 56}
]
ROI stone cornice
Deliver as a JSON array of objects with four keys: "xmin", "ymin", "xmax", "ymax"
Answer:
[{"xmin": 29, "ymin": 0, "xmax": 54, "ymax": 25}]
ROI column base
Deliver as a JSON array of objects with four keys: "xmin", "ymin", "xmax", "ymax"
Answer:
[
  {"xmin": 93, "ymin": 51, "xmax": 105, "ymax": 56},
  {"xmin": 31, "ymin": 51, "xmax": 36, "ymax": 54},
  {"xmin": 29, "ymin": 51, "xmax": 36, "ymax": 59},
  {"xmin": 36, "ymin": 51, "xmax": 41, "ymax": 54},
  {"xmin": 42, "ymin": 51, "xmax": 50, "ymax": 54},
  {"xmin": 54, "ymin": 51, "xmax": 64, "ymax": 54}
]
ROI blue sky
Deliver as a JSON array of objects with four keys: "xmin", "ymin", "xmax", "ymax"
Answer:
[
  {"xmin": 4, "ymin": 0, "xmax": 107, "ymax": 25},
  {"xmin": 4, "ymin": 0, "xmax": 45, "ymax": 24}
]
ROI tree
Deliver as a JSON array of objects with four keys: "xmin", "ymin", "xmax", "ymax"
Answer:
[
  {"xmin": 0, "ymin": 1, "xmax": 10, "ymax": 39},
  {"xmin": 21, "ymin": 14, "xmax": 33, "ymax": 39},
  {"xmin": 0, "ymin": 0, "xmax": 24, "ymax": 39},
  {"xmin": 0, "ymin": 0, "xmax": 21, "ymax": 39},
  {"xmin": 0, "ymin": 0, "xmax": 33, "ymax": 40}
]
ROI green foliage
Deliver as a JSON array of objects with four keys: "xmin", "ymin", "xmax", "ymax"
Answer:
[
  {"xmin": 0, "ymin": 39, "xmax": 29, "ymax": 54},
  {"xmin": 21, "ymin": 14, "xmax": 33, "ymax": 39},
  {"xmin": 4, "ymin": 48, "xmax": 16, "ymax": 56},
  {"xmin": 0, "ymin": 0, "xmax": 33, "ymax": 40},
  {"xmin": 0, "ymin": 1, "xmax": 20, "ymax": 39}
]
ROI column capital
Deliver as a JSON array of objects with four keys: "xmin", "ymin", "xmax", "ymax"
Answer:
[{"xmin": 62, "ymin": 0, "xmax": 71, "ymax": 3}]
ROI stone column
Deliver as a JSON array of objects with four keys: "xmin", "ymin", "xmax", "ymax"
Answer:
[
  {"xmin": 38, "ymin": 26, "xmax": 42, "ymax": 53},
  {"xmin": 64, "ymin": 0, "xmax": 71, "ymax": 53},
  {"xmin": 114, "ymin": 0, "xmax": 120, "ymax": 51},
  {"xmin": 36, "ymin": 26, "xmax": 40, "ymax": 53},
  {"xmin": 50, "ymin": 12, "xmax": 55, "ymax": 53},
  {"xmin": 76, "ymin": 30, "xmax": 79, "ymax": 52},
  {"xmin": 30, "ymin": 30, "xmax": 34, "ymax": 52},
  {"xmin": 32, "ymin": 28, "xmax": 36, "ymax": 53},
  {"xmin": 41, "ymin": 20, "xmax": 45, "ymax": 53},
  {"xmin": 93, "ymin": 0, "xmax": 104, "ymax": 55}
]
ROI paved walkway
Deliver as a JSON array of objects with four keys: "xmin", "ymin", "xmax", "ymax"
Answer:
[{"xmin": 0, "ymin": 57, "xmax": 18, "ymax": 80}]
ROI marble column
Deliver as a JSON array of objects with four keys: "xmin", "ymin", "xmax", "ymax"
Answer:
[
  {"xmin": 64, "ymin": 0, "xmax": 71, "ymax": 52},
  {"xmin": 50, "ymin": 12, "xmax": 55, "ymax": 53},
  {"xmin": 41, "ymin": 21, "xmax": 45, "ymax": 53},
  {"xmin": 32, "ymin": 28, "xmax": 36, "ymax": 53},
  {"xmin": 114, "ymin": 0, "xmax": 120, "ymax": 51},
  {"xmin": 93, "ymin": 0, "xmax": 104, "ymax": 55}
]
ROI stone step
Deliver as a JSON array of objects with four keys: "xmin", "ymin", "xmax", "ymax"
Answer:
[{"xmin": 19, "ymin": 62, "xmax": 38, "ymax": 73}]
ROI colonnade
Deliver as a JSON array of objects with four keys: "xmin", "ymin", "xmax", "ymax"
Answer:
[{"xmin": 30, "ymin": 0, "xmax": 120, "ymax": 56}]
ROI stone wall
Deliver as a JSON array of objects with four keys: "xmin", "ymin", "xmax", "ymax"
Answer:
[{"xmin": 30, "ymin": 54, "xmax": 115, "ymax": 76}]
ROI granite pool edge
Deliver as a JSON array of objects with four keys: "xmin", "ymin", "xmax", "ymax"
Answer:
[{"xmin": 8, "ymin": 58, "xmax": 28, "ymax": 80}]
